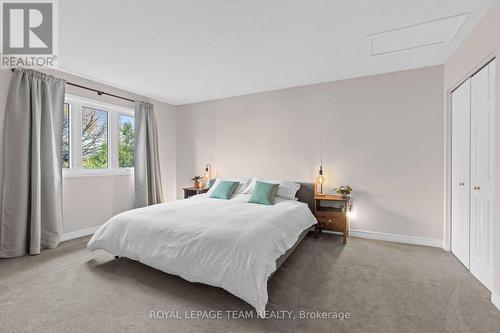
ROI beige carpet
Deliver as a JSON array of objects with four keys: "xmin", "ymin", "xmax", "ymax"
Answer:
[{"xmin": 1, "ymin": 233, "xmax": 500, "ymax": 333}]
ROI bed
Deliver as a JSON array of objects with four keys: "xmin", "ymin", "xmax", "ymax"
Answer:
[{"xmin": 87, "ymin": 182, "xmax": 317, "ymax": 317}]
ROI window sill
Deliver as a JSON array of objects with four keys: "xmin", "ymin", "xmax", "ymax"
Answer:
[{"xmin": 63, "ymin": 168, "xmax": 134, "ymax": 178}]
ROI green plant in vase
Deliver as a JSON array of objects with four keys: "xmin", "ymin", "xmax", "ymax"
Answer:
[
  {"xmin": 191, "ymin": 176, "xmax": 202, "ymax": 189},
  {"xmin": 333, "ymin": 185, "xmax": 352, "ymax": 197}
]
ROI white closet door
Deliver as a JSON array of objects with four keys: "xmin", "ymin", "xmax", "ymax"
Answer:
[
  {"xmin": 470, "ymin": 59, "xmax": 495, "ymax": 290},
  {"xmin": 451, "ymin": 79, "xmax": 471, "ymax": 268}
]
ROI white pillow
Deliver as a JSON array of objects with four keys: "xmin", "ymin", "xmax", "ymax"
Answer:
[
  {"xmin": 207, "ymin": 177, "xmax": 251, "ymax": 196},
  {"xmin": 243, "ymin": 178, "xmax": 300, "ymax": 200}
]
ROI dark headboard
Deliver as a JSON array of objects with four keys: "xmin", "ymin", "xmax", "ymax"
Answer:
[{"xmin": 296, "ymin": 182, "xmax": 315, "ymax": 212}]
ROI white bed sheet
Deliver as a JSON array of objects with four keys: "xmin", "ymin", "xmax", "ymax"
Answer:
[{"xmin": 87, "ymin": 194, "xmax": 316, "ymax": 316}]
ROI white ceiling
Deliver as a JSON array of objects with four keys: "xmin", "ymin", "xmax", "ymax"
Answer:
[{"xmin": 58, "ymin": 0, "xmax": 496, "ymax": 105}]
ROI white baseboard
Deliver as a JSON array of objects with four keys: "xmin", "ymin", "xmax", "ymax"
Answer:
[
  {"xmin": 492, "ymin": 293, "xmax": 500, "ymax": 312},
  {"xmin": 60, "ymin": 225, "xmax": 101, "ymax": 242},
  {"xmin": 347, "ymin": 229, "xmax": 443, "ymax": 248}
]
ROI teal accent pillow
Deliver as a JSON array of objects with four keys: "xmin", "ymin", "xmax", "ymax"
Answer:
[
  {"xmin": 248, "ymin": 181, "xmax": 279, "ymax": 205},
  {"xmin": 209, "ymin": 181, "xmax": 239, "ymax": 199}
]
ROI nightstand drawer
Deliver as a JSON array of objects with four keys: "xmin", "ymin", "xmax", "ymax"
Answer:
[{"xmin": 316, "ymin": 216, "xmax": 345, "ymax": 231}]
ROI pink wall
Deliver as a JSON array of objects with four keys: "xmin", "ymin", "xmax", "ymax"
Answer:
[
  {"xmin": 0, "ymin": 69, "xmax": 176, "ymax": 234},
  {"xmin": 177, "ymin": 65, "xmax": 445, "ymax": 242},
  {"xmin": 444, "ymin": 0, "xmax": 500, "ymax": 297}
]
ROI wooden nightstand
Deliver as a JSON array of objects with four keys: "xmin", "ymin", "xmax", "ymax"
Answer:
[
  {"xmin": 314, "ymin": 193, "xmax": 350, "ymax": 244},
  {"xmin": 183, "ymin": 187, "xmax": 209, "ymax": 199}
]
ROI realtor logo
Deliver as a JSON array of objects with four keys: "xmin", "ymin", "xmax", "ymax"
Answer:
[
  {"xmin": 1, "ymin": 0, "xmax": 57, "ymax": 67},
  {"xmin": 2, "ymin": 2, "xmax": 52, "ymax": 54}
]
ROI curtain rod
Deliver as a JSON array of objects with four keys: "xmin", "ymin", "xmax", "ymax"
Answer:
[{"xmin": 10, "ymin": 68, "xmax": 135, "ymax": 103}]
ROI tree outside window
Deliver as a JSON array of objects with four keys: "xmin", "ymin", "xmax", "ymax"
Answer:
[
  {"xmin": 119, "ymin": 114, "xmax": 134, "ymax": 168},
  {"xmin": 62, "ymin": 103, "xmax": 70, "ymax": 168},
  {"xmin": 82, "ymin": 107, "xmax": 108, "ymax": 169}
]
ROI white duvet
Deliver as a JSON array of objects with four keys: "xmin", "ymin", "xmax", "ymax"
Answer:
[{"xmin": 87, "ymin": 194, "xmax": 316, "ymax": 316}]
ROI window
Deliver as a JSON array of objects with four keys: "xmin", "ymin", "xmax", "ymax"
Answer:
[
  {"xmin": 63, "ymin": 94, "xmax": 134, "ymax": 177},
  {"xmin": 119, "ymin": 114, "xmax": 135, "ymax": 168},
  {"xmin": 82, "ymin": 107, "xmax": 108, "ymax": 169},
  {"xmin": 62, "ymin": 103, "xmax": 70, "ymax": 168}
]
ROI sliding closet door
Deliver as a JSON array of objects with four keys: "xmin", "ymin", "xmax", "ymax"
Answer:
[
  {"xmin": 451, "ymin": 79, "xmax": 471, "ymax": 268},
  {"xmin": 470, "ymin": 59, "xmax": 495, "ymax": 290}
]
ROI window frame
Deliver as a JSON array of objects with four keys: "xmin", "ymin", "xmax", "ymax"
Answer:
[{"xmin": 63, "ymin": 94, "xmax": 134, "ymax": 178}]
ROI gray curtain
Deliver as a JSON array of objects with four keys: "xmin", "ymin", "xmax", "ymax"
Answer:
[
  {"xmin": 0, "ymin": 69, "xmax": 66, "ymax": 258},
  {"xmin": 134, "ymin": 101, "xmax": 164, "ymax": 207}
]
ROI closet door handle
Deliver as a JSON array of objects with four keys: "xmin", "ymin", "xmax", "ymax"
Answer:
[
  {"xmin": 459, "ymin": 182, "xmax": 465, "ymax": 186},
  {"xmin": 473, "ymin": 186, "xmax": 481, "ymax": 191}
]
